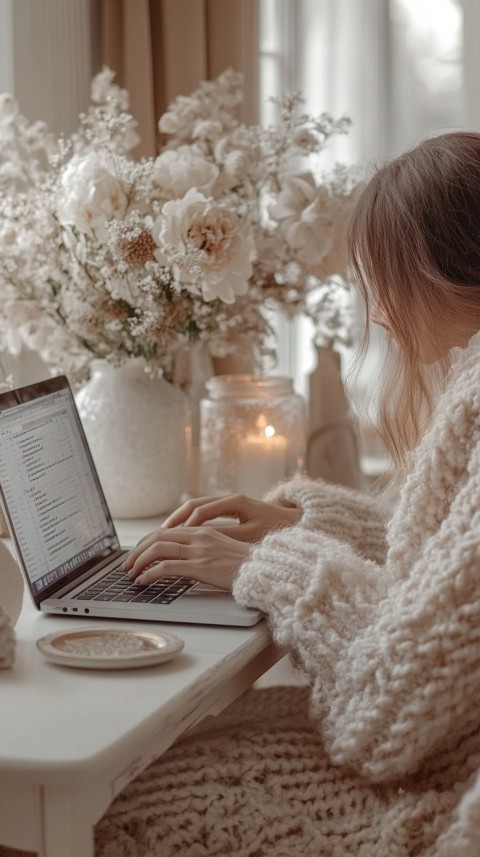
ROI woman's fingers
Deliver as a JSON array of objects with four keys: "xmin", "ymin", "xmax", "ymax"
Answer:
[
  {"xmin": 124, "ymin": 528, "xmax": 192, "ymax": 571},
  {"xmin": 127, "ymin": 538, "xmax": 190, "ymax": 579},
  {"xmin": 134, "ymin": 560, "xmax": 186, "ymax": 585},
  {"xmin": 128, "ymin": 496, "xmax": 300, "ymax": 574},
  {"xmin": 125, "ymin": 527, "xmax": 251, "ymax": 591},
  {"xmin": 162, "ymin": 497, "xmax": 221, "ymax": 528},
  {"xmin": 164, "ymin": 494, "xmax": 258, "ymax": 529}
]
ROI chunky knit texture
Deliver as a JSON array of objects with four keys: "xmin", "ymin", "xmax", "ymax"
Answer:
[
  {"xmin": 264, "ymin": 472, "xmax": 388, "ymax": 563},
  {"xmin": 233, "ymin": 332, "xmax": 480, "ymax": 787},
  {"xmin": 6, "ymin": 334, "xmax": 480, "ymax": 857},
  {"xmin": 94, "ymin": 686, "xmax": 480, "ymax": 857}
]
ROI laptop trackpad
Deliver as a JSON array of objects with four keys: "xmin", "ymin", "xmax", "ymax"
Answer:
[{"xmin": 185, "ymin": 582, "xmax": 229, "ymax": 596}]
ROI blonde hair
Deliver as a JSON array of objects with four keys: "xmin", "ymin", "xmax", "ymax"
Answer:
[{"xmin": 348, "ymin": 131, "xmax": 480, "ymax": 469}]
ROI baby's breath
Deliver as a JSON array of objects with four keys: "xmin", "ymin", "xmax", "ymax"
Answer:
[{"xmin": 0, "ymin": 68, "xmax": 360, "ymax": 382}]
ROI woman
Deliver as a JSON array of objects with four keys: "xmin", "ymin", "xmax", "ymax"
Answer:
[{"xmin": 96, "ymin": 132, "xmax": 480, "ymax": 857}]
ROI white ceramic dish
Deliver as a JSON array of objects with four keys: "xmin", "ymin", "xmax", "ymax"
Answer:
[{"xmin": 36, "ymin": 627, "xmax": 185, "ymax": 670}]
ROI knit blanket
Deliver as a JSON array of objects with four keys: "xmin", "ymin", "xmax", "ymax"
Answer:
[{"xmin": 93, "ymin": 686, "xmax": 480, "ymax": 856}]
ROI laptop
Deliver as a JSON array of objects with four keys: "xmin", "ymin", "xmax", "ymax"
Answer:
[{"xmin": 0, "ymin": 376, "xmax": 262, "ymax": 627}]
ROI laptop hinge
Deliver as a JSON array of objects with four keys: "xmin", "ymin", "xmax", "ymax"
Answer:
[{"xmin": 56, "ymin": 549, "xmax": 126, "ymax": 598}]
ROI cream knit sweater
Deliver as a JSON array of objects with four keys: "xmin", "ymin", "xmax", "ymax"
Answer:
[{"xmin": 92, "ymin": 332, "xmax": 480, "ymax": 857}]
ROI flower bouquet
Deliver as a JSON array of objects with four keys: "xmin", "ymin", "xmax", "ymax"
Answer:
[{"xmin": 0, "ymin": 68, "xmax": 360, "ymax": 385}]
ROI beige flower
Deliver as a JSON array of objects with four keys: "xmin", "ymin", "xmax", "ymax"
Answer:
[
  {"xmin": 152, "ymin": 189, "xmax": 255, "ymax": 303},
  {"xmin": 120, "ymin": 230, "xmax": 157, "ymax": 268}
]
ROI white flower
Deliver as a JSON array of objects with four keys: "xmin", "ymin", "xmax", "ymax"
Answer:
[
  {"xmin": 270, "ymin": 173, "xmax": 340, "ymax": 267},
  {"xmin": 0, "ymin": 95, "xmax": 19, "ymax": 124},
  {"xmin": 157, "ymin": 112, "xmax": 182, "ymax": 135},
  {"xmin": 292, "ymin": 127, "xmax": 319, "ymax": 151},
  {"xmin": 192, "ymin": 120, "xmax": 223, "ymax": 140},
  {"xmin": 57, "ymin": 152, "xmax": 128, "ymax": 238},
  {"xmin": 1, "ymin": 299, "xmax": 46, "ymax": 354},
  {"xmin": 158, "ymin": 96, "xmax": 200, "ymax": 136},
  {"xmin": 90, "ymin": 67, "xmax": 129, "ymax": 111},
  {"xmin": 152, "ymin": 189, "xmax": 255, "ymax": 303},
  {"xmin": 153, "ymin": 147, "xmax": 219, "ymax": 200},
  {"xmin": 224, "ymin": 150, "xmax": 250, "ymax": 184}
]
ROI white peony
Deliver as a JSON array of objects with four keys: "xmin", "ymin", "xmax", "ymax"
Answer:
[
  {"xmin": 57, "ymin": 152, "xmax": 128, "ymax": 238},
  {"xmin": 270, "ymin": 172, "xmax": 339, "ymax": 267},
  {"xmin": 152, "ymin": 189, "xmax": 255, "ymax": 303},
  {"xmin": 153, "ymin": 147, "xmax": 219, "ymax": 200}
]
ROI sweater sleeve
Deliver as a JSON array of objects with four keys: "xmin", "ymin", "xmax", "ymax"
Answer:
[
  {"xmin": 233, "ymin": 445, "xmax": 480, "ymax": 784},
  {"xmin": 264, "ymin": 475, "xmax": 388, "ymax": 564}
]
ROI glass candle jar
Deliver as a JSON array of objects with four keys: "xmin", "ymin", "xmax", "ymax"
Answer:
[{"xmin": 199, "ymin": 375, "xmax": 306, "ymax": 499}]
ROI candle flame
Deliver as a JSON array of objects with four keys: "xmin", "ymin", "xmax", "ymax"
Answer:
[{"xmin": 264, "ymin": 424, "xmax": 276, "ymax": 438}]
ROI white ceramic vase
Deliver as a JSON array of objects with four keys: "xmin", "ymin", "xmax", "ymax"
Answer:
[{"xmin": 76, "ymin": 360, "xmax": 189, "ymax": 518}]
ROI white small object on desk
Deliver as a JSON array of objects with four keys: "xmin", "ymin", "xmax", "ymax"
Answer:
[
  {"xmin": 0, "ymin": 538, "xmax": 23, "ymax": 627},
  {"xmin": 237, "ymin": 423, "xmax": 287, "ymax": 499}
]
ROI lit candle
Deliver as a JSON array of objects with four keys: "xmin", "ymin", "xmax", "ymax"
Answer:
[{"xmin": 237, "ymin": 422, "xmax": 287, "ymax": 499}]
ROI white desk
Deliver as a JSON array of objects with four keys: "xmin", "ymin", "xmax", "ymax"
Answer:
[{"xmin": 0, "ymin": 518, "xmax": 284, "ymax": 857}]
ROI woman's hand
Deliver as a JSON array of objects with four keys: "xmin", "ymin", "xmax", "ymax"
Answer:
[
  {"xmin": 161, "ymin": 493, "xmax": 301, "ymax": 543},
  {"xmin": 123, "ymin": 527, "xmax": 252, "ymax": 591}
]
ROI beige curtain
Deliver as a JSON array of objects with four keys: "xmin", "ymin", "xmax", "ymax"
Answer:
[{"xmin": 100, "ymin": 0, "xmax": 260, "ymax": 157}]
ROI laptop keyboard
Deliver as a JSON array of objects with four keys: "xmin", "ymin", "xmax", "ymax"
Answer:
[{"xmin": 75, "ymin": 565, "xmax": 196, "ymax": 605}]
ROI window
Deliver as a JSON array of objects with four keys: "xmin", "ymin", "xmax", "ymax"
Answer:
[{"xmin": 259, "ymin": 0, "xmax": 474, "ymax": 410}]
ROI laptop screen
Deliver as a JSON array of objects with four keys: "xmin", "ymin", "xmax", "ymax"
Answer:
[{"xmin": 0, "ymin": 376, "xmax": 120, "ymax": 604}]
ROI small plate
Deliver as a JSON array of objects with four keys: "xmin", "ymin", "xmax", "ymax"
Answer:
[{"xmin": 36, "ymin": 628, "xmax": 185, "ymax": 670}]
